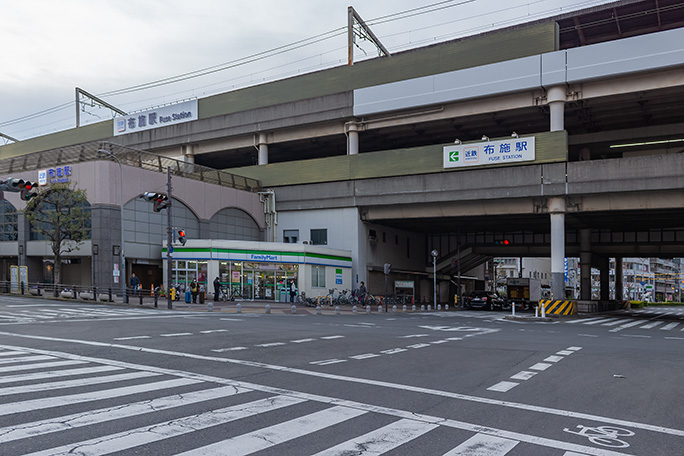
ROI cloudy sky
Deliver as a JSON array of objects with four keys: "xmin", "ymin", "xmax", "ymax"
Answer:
[{"xmin": 0, "ymin": 0, "xmax": 614, "ymax": 141}]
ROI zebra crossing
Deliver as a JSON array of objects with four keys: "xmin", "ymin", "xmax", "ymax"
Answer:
[
  {"xmin": 0, "ymin": 345, "xmax": 619, "ymax": 455},
  {"xmin": 0, "ymin": 305, "xmax": 162, "ymax": 323},
  {"xmin": 566, "ymin": 313, "xmax": 684, "ymax": 333}
]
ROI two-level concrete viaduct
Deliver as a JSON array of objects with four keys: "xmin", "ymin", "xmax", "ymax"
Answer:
[{"xmin": 1, "ymin": 0, "xmax": 683, "ymax": 303}]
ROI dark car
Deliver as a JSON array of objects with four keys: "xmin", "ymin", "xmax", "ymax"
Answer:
[{"xmin": 465, "ymin": 291, "xmax": 505, "ymax": 310}]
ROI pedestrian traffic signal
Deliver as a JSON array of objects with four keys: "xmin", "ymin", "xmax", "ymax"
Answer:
[
  {"xmin": 140, "ymin": 192, "xmax": 170, "ymax": 212},
  {"xmin": 178, "ymin": 230, "xmax": 186, "ymax": 245}
]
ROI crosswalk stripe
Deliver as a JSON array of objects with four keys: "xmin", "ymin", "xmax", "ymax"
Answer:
[
  {"xmin": 443, "ymin": 433, "xmax": 519, "ymax": 455},
  {"xmin": 0, "ymin": 360, "xmax": 86, "ymax": 373},
  {"xmin": 0, "ymin": 350, "xmax": 29, "ymax": 357},
  {"xmin": 0, "ymin": 365, "xmax": 122, "ymax": 385},
  {"xmin": 178, "ymin": 405, "xmax": 367, "ymax": 456},
  {"xmin": 0, "ymin": 355, "xmax": 55, "ymax": 365},
  {"xmin": 580, "ymin": 318, "xmax": 618, "ymax": 325},
  {"xmin": 616, "ymin": 320, "xmax": 646, "ymax": 329},
  {"xmin": 660, "ymin": 322, "xmax": 680, "ymax": 331},
  {"xmin": 310, "ymin": 418, "xmax": 438, "ymax": 455},
  {"xmin": 565, "ymin": 317, "xmax": 606, "ymax": 324},
  {"xmin": 0, "ymin": 371, "xmax": 160, "ymax": 397},
  {"xmin": 639, "ymin": 320, "xmax": 665, "ymax": 329},
  {"xmin": 0, "ymin": 378, "xmax": 200, "ymax": 417},
  {"xmin": 24, "ymin": 395, "xmax": 306, "ymax": 456},
  {"xmin": 601, "ymin": 319, "xmax": 633, "ymax": 326},
  {"xmin": 0, "ymin": 385, "xmax": 250, "ymax": 444}
]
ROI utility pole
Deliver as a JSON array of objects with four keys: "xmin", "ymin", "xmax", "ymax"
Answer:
[{"xmin": 166, "ymin": 167, "xmax": 173, "ymax": 309}]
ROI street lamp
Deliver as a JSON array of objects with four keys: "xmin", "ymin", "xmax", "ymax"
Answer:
[
  {"xmin": 431, "ymin": 249, "xmax": 439, "ymax": 306},
  {"xmin": 98, "ymin": 149, "xmax": 127, "ymax": 303}
]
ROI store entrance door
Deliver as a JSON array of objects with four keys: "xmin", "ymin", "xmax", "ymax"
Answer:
[{"xmin": 254, "ymin": 271, "xmax": 275, "ymax": 300}]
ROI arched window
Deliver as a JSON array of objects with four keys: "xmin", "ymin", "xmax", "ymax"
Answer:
[
  {"xmin": 0, "ymin": 200, "xmax": 18, "ymax": 241},
  {"xmin": 124, "ymin": 197, "xmax": 199, "ymax": 245},
  {"xmin": 30, "ymin": 201, "xmax": 91, "ymax": 241},
  {"xmin": 209, "ymin": 208, "xmax": 262, "ymax": 241}
]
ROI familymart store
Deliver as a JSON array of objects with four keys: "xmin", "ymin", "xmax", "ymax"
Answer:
[{"xmin": 162, "ymin": 240, "xmax": 352, "ymax": 301}]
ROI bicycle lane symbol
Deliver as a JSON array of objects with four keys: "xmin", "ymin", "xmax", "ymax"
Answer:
[{"xmin": 563, "ymin": 424, "xmax": 635, "ymax": 448}]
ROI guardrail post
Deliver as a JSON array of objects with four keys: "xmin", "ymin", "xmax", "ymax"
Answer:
[{"xmin": 511, "ymin": 302, "xmax": 516, "ymax": 316}]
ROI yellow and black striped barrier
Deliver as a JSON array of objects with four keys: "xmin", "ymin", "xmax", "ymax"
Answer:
[{"xmin": 539, "ymin": 300, "xmax": 577, "ymax": 316}]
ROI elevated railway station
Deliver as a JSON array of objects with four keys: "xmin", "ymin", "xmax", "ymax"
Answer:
[{"xmin": 0, "ymin": 0, "xmax": 682, "ymax": 306}]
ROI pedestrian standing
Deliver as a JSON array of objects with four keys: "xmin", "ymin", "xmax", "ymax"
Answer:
[
  {"xmin": 213, "ymin": 277, "xmax": 221, "ymax": 302},
  {"xmin": 190, "ymin": 279, "xmax": 199, "ymax": 303},
  {"xmin": 130, "ymin": 273, "xmax": 140, "ymax": 297},
  {"xmin": 290, "ymin": 280, "xmax": 296, "ymax": 303},
  {"xmin": 358, "ymin": 281, "xmax": 367, "ymax": 304}
]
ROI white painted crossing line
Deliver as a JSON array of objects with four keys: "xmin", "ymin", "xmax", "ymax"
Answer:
[
  {"xmin": 199, "ymin": 329, "xmax": 229, "ymax": 334},
  {"xmin": 380, "ymin": 348, "xmax": 407, "ymax": 355},
  {"xmin": 0, "ymin": 365, "xmax": 122, "ymax": 385},
  {"xmin": 114, "ymin": 335, "xmax": 151, "ymax": 340},
  {"xmin": 529, "ymin": 362, "xmax": 553, "ymax": 371},
  {"xmin": 581, "ymin": 318, "xmax": 619, "ymax": 325},
  {"xmin": 311, "ymin": 418, "xmax": 438, "ymax": 456},
  {"xmin": 24, "ymin": 395, "xmax": 306, "ymax": 456},
  {"xmin": 160, "ymin": 332, "xmax": 193, "ymax": 337},
  {"xmin": 407, "ymin": 343, "xmax": 431, "ymax": 349},
  {"xmin": 255, "ymin": 342, "xmax": 286, "ymax": 347},
  {"xmin": 0, "ymin": 371, "xmax": 159, "ymax": 397},
  {"xmin": 616, "ymin": 319, "xmax": 648, "ymax": 329},
  {"xmin": 443, "ymin": 433, "xmax": 519, "ymax": 455},
  {"xmin": 310, "ymin": 359, "xmax": 346, "ymax": 366},
  {"xmin": 640, "ymin": 320, "xmax": 665, "ymax": 329},
  {"xmin": 0, "ymin": 378, "xmax": 200, "ymax": 417},
  {"xmin": 320, "ymin": 335, "xmax": 345, "ymax": 340},
  {"xmin": 510, "ymin": 371, "xmax": 537, "ymax": 381},
  {"xmin": 660, "ymin": 322, "xmax": 680, "ymax": 331},
  {"xmin": 178, "ymin": 406, "xmax": 367, "ymax": 456},
  {"xmin": 0, "ymin": 359, "xmax": 86, "ymax": 373},
  {"xmin": 544, "ymin": 355, "xmax": 564, "ymax": 363},
  {"xmin": 487, "ymin": 381, "xmax": 519, "ymax": 392},
  {"xmin": 0, "ymin": 385, "xmax": 250, "ymax": 444},
  {"xmin": 291, "ymin": 338, "xmax": 315, "ymax": 343},
  {"xmin": 0, "ymin": 350, "xmax": 30, "ymax": 357},
  {"xmin": 0, "ymin": 355, "xmax": 54, "ymax": 365},
  {"xmin": 350, "ymin": 353, "xmax": 381, "ymax": 360},
  {"xmin": 211, "ymin": 347, "xmax": 248, "ymax": 352},
  {"xmin": 602, "ymin": 318, "xmax": 634, "ymax": 326}
]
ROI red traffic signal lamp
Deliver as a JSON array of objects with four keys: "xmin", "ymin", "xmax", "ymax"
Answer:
[
  {"xmin": 1, "ymin": 178, "xmax": 38, "ymax": 200},
  {"xmin": 140, "ymin": 192, "xmax": 170, "ymax": 212},
  {"xmin": 178, "ymin": 230, "xmax": 186, "ymax": 245},
  {"xmin": 494, "ymin": 239, "xmax": 510, "ymax": 245}
]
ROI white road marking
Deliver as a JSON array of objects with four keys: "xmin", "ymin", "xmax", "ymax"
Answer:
[
  {"xmin": 565, "ymin": 317, "xmax": 606, "ymax": 324},
  {"xmin": 621, "ymin": 334, "xmax": 651, "ymax": 338},
  {"xmin": 665, "ymin": 337, "xmax": 684, "ymax": 340},
  {"xmin": 291, "ymin": 338, "xmax": 315, "ymax": 343},
  {"xmin": 578, "ymin": 334, "xmax": 599, "ymax": 337},
  {"xmin": 660, "ymin": 322, "xmax": 680, "ymax": 331},
  {"xmin": 211, "ymin": 347, "xmax": 248, "ymax": 352},
  {"xmin": 602, "ymin": 318, "xmax": 633, "ymax": 326},
  {"xmin": 3, "ymin": 337, "xmax": 682, "ymax": 441},
  {"xmin": 0, "ymin": 385, "xmax": 250, "ymax": 444},
  {"xmin": 178, "ymin": 406, "xmax": 365, "ymax": 456},
  {"xmin": 350, "ymin": 353, "xmax": 381, "ymax": 360},
  {"xmin": 640, "ymin": 320, "xmax": 665, "ymax": 329},
  {"xmin": 407, "ymin": 343, "xmax": 431, "ymax": 349},
  {"xmin": 444, "ymin": 433, "xmax": 519, "ymax": 455},
  {"xmin": 25, "ymin": 396, "xmax": 305, "ymax": 456},
  {"xmin": 114, "ymin": 336, "xmax": 151, "ymax": 340},
  {"xmin": 0, "ymin": 359, "xmax": 85, "ymax": 373},
  {"xmin": 320, "ymin": 335, "xmax": 345, "ymax": 340},
  {"xmin": 160, "ymin": 332, "xmax": 193, "ymax": 337},
  {"xmin": 311, "ymin": 418, "xmax": 438, "ymax": 456},
  {"xmin": 0, "ymin": 365, "xmax": 122, "ymax": 385},
  {"xmin": 510, "ymin": 371, "xmax": 538, "ymax": 381},
  {"xmin": 401, "ymin": 334, "xmax": 430, "ymax": 338},
  {"xmin": 488, "ymin": 381, "xmax": 519, "ymax": 392},
  {"xmin": 529, "ymin": 362, "xmax": 553, "ymax": 371},
  {"xmin": 0, "ymin": 355, "xmax": 54, "ymax": 365},
  {"xmin": 544, "ymin": 355, "xmax": 564, "ymax": 363},
  {"xmin": 0, "ymin": 371, "xmax": 159, "ymax": 397},
  {"xmin": 380, "ymin": 348, "xmax": 407, "ymax": 355},
  {"xmin": 581, "ymin": 318, "xmax": 619, "ymax": 325},
  {"xmin": 310, "ymin": 359, "xmax": 346, "ymax": 365},
  {"xmin": 255, "ymin": 342, "xmax": 286, "ymax": 347},
  {"xmin": 199, "ymin": 329, "xmax": 229, "ymax": 334},
  {"xmin": 556, "ymin": 350, "xmax": 574, "ymax": 355},
  {"xmin": 567, "ymin": 347, "xmax": 582, "ymax": 351}
]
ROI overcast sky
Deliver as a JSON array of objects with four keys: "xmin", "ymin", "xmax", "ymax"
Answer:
[{"xmin": 0, "ymin": 0, "xmax": 615, "ymax": 141}]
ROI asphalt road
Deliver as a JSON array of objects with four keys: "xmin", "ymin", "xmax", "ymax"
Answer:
[{"xmin": 0, "ymin": 296, "xmax": 682, "ymax": 455}]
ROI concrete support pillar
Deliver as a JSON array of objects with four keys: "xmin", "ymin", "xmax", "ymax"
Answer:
[
  {"xmin": 580, "ymin": 229, "xmax": 592, "ymax": 300},
  {"xmin": 598, "ymin": 256, "xmax": 610, "ymax": 301},
  {"xmin": 347, "ymin": 122, "xmax": 359, "ymax": 155},
  {"xmin": 615, "ymin": 257, "xmax": 624, "ymax": 301},
  {"xmin": 257, "ymin": 133, "xmax": 268, "ymax": 165},
  {"xmin": 547, "ymin": 85, "xmax": 566, "ymax": 132},
  {"xmin": 183, "ymin": 145, "xmax": 195, "ymax": 164},
  {"xmin": 549, "ymin": 197, "xmax": 565, "ymax": 301}
]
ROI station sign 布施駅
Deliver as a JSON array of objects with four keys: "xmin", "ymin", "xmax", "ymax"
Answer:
[
  {"xmin": 114, "ymin": 100, "xmax": 198, "ymax": 136},
  {"xmin": 443, "ymin": 136, "xmax": 535, "ymax": 169}
]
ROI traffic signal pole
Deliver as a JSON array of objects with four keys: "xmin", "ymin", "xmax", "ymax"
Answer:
[{"xmin": 166, "ymin": 167, "xmax": 173, "ymax": 309}]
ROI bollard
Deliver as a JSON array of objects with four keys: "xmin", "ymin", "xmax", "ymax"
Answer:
[
  {"xmin": 316, "ymin": 305, "xmax": 321, "ymax": 315},
  {"xmin": 366, "ymin": 305, "xmax": 371, "ymax": 314},
  {"xmin": 236, "ymin": 303, "xmax": 242, "ymax": 314},
  {"xmin": 335, "ymin": 306, "xmax": 340, "ymax": 315},
  {"xmin": 402, "ymin": 305, "xmax": 407, "ymax": 312},
  {"xmin": 139, "ymin": 293, "xmax": 143, "ymax": 305},
  {"xmin": 265, "ymin": 304, "xmax": 271, "ymax": 314},
  {"xmin": 412, "ymin": 305, "xmax": 417, "ymax": 312},
  {"xmin": 438, "ymin": 304, "xmax": 442, "ymax": 311},
  {"xmin": 392, "ymin": 305, "xmax": 397, "ymax": 313},
  {"xmin": 445, "ymin": 304, "xmax": 449, "ymax": 311},
  {"xmin": 207, "ymin": 302, "xmax": 213, "ymax": 312},
  {"xmin": 535, "ymin": 307, "xmax": 539, "ymax": 318},
  {"xmin": 291, "ymin": 305, "xmax": 297, "ymax": 314},
  {"xmin": 541, "ymin": 303, "xmax": 546, "ymax": 318},
  {"xmin": 352, "ymin": 305, "xmax": 357, "ymax": 314},
  {"xmin": 378, "ymin": 305, "xmax": 382, "ymax": 313},
  {"xmin": 421, "ymin": 305, "xmax": 425, "ymax": 311},
  {"xmin": 108, "ymin": 287, "xmax": 112, "ymax": 302},
  {"xmin": 21, "ymin": 281, "xmax": 25, "ymax": 295},
  {"xmin": 154, "ymin": 288, "xmax": 159, "ymax": 308},
  {"xmin": 511, "ymin": 302, "xmax": 516, "ymax": 317},
  {"xmin": 93, "ymin": 287, "xmax": 97, "ymax": 301}
]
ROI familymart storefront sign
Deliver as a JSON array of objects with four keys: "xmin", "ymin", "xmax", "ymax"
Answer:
[{"xmin": 443, "ymin": 136, "xmax": 535, "ymax": 168}]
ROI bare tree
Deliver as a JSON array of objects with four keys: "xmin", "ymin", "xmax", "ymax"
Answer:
[{"xmin": 23, "ymin": 182, "xmax": 90, "ymax": 288}]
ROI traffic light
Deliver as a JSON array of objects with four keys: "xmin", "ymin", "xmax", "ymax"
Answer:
[
  {"xmin": 0, "ymin": 178, "xmax": 39, "ymax": 200},
  {"xmin": 140, "ymin": 192, "xmax": 170, "ymax": 212},
  {"xmin": 494, "ymin": 239, "xmax": 510, "ymax": 246},
  {"xmin": 178, "ymin": 230, "xmax": 186, "ymax": 245},
  {"xmin": 384, "ymin": 263, "xmax": 391, "ymax": 274}
]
